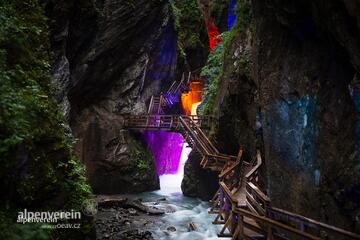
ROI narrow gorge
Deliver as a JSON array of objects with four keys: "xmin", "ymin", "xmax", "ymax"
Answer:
[{"xmin": 1, "ymin": 0, "xmax": 360, "ymax": 239}]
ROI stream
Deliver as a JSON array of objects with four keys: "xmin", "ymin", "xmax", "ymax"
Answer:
[
  {"xmin": 140, "ymin": 143, "xmax": 220, "ymax": 240},
  {"xmin": 95, "ymin": 144, "xmax": 221, "ymax": 240}
]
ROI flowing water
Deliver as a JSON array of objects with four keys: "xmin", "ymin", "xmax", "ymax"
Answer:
[{"xmin": 135, "ymin": 143, "xmax": 221, "ymax": 240}]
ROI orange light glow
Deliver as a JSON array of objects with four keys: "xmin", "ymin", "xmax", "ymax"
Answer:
[
  {"xmin": 181, "ymin": 82, "xmax": 204, "ymax": 115},
  {"xmin": 191, "ymin": 102, "xmax": 202, "ymax": 115}
]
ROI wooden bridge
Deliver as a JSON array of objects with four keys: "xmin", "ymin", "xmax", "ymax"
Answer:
[
  {"xmin": 123, "ymin": 73, "xmax": 360, "ymax": 240},
  {"xmin": 124, "ymin": 114, "xmax": 231, "ymax": 171}
]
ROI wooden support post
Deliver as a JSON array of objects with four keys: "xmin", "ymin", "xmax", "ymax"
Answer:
[
  {"xmin": 187, "ymin": 71, "xmax": 191, "ymax": 85},
  {"xmin": 213, "ymin": 189, "xmax": 225, "ymax": 224},
  {"xmin": 267, "ymin": 225, "xmax": 274, "ymax": 240},
  {"xmin": 170, "ymin": 116, "xmax": 173, "ymax": 129},
  {"xmin": 232, "ymin": 214, "xmax": 244, "ymax": 240},
  {"xmin": 146, "ymin": 115, "xmax": 150, "ymax": 128},
  {"xmin": 148, "ymin": 96, "xmax": 154, "ymax": 114},
  {"xmin": 219, "ymin": 211, "xmax": 233, "ymax": 236},
  {"xmin": 200, "ymin": 156, "xmax": 206, "ymax": 167}
]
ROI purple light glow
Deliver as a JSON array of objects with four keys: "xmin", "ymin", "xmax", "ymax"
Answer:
[
  {"xmin": 165, "ymin": 92, "xmax": 181, "ymax": 105},
  {"xmin": 143, "ymin": 130, "xmax": 185, "ymax": 175}
]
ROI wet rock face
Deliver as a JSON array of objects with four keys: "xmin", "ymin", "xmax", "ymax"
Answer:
[
  {"xmin": 253, "ymin": 0, "xmax": 360, "ymax": 230},
  {"xmin": 50, "ymin": 0, "xmax": 177, "ymax": 193},
  {"xmin": 181, "ymin": 151, "xmax": 219, "ymax": 200},
  {"xmin": 215, "ymin": 0, "xmax": 360, "ymax": 231},
  {"xmin": 215, "ymin": 27, "xmax": 257, "ymax": 156}
]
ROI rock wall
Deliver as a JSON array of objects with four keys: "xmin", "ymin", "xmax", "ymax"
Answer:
[
  {"xmin": 181, "ymin": 151, "xmax": 219, "ymax": 200},
  {"xmin": 213, "ymin": 0, "xmax": 360, "ymax": 232},
  {"xmin": 50, "ymin": 0, "xmax": 180, "ymax": 193}
]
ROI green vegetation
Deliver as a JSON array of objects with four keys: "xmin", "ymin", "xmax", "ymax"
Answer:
[
  {"xmin": 200, "ymin": 33, "xmax": 230, "ymax": 115},
  {"xmin": 209, "ymin": 0, "xmax": 231, "ymax": 29},
  {"xmin": 200, "ymin": 0, "xmax": 253, "ymax": 116},
  {"xmin": 129, "ymin": 136, "xmax": 152, "ymax": 172},
  {"xmin": 170, "ymin": 0, "xmax": 207, "ymax": 59},
  {"xmin": 0, "ymin": 211, "xmax": 52, "ymax": 240},
  {"xmin": 0, "ymin": 0, "xmax": 92, "ymax": 238},
  {"xmin": 234, "ymin": 0, "xmax": 252, "ymax": 33},
  {"xmin": 223, "ymin": 0, "xmax": 252, "ymax": 49}
]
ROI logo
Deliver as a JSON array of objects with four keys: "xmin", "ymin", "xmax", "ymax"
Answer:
[{"xmin": 17, "ymin": 209, "xmax": 81, "ymax": 224}]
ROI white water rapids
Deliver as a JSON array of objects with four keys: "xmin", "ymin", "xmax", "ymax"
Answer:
[{"xmin": 145, "ymin": 143, "xmax": 221, "ymax": 240}]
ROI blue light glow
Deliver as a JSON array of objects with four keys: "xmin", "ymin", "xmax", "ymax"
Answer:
[
  {"xmin": 228, "ymin": 0, "xmax": 237, "ymax": 30},
  {"xmin": 145, "ymin": 23, "xmax": 177, "ymax": 84},
  {"xmin": 263, "ymin": 96, "xmax": 318, "ymax": 169}
]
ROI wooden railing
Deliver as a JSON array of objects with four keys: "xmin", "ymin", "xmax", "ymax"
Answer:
[
  {"xmin": 209, "ymin": 150, "xmax": 245, "ymax": 215},
  {"xmin": 245, "ymin": 151, "xmax": 270, "ymax": 216},
  {"xmin": 179, "ymin": 116, "xmax": 214, "ymax": 155},
  {"xmin": 178, "ymin": 116, "xmax": 233, "ymax": 171},
  {"xmin": 233, "ymin": 207, "xmax": 322, "ymax": 240},
  {"xmin": 147, "ymin": 94, "xmax": 172, "ymax": 114},
  {"xmin": 124, "ymin": 114, "xmax": 212, "ymax": 130},
  {"xmin": 125, "ymin": 113, "xmax": 232, "ymax": 171},
  {"xmin": 166, "ymin": 72, "xmax": 188, "ymax": 96},
  {"xmin": 212, "ymin": 151, "xmax": 360, "ymax": 239},
  {"xmin": 267, "ymin": 207, "xmax": 360, "ymax": 240}
]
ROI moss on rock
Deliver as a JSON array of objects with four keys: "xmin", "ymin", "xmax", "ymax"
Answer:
[
  {"xmin": 170, "ymin": 0, "xmax": 209, "ymax": 69},
  {"xmin": 129, "ymin": 135, "xmax": 153, "ymax": 172},
  {"xmin": 209, "ymin": 0, "xmax": 231, "ymax": 31}
]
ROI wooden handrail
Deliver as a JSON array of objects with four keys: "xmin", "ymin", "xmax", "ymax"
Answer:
[
  {"xmin": 192, "ymin": 119, "xmax": 218, "ymax": 153},
  {"xmin": 124, "ymin": 115, "xmax": 213, "ymax": 130},
  {"xmin": 206, "ymin": 153, "xmax": 235, "ymax": 161},
  {"xmin": 246, "ymin": 182, "xmax": 270, "ymax": 203},
  {"xmin": 268, "ymin": 207, "xmax": 360, "ymax": 240},
  {"xmin": 174, "ymin": 77, "xmax": 184, "ymax": 94},
  {"xmin": 179, "ymin": 116, "xmax": 211, "ymax": 155},
  {"xmin": 219, "ymin": 149, "xmax": 243, "ymax": 178},
  {"xmin": 167, "ymin": 80, "xmax": 177, "ymax": 94},
  {"xmin": 245, "ymin": 150, "xmax": 262, "ymax": 180},
  {"xmin": 233, "ymin": 207, "xmax": 322, "ymax": 240},
  {"xmin": 219, "ymin": 181, "xmax": 237, "ymax": 203}
]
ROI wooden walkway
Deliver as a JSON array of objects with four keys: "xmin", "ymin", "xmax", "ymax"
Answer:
[
  {"xmin": 123, "ymin": 74, "xmax": 360, "ymax": 239},
  {"xmin": 211, "ymin": 152, "xmax": 360, "ymax": 239}
]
